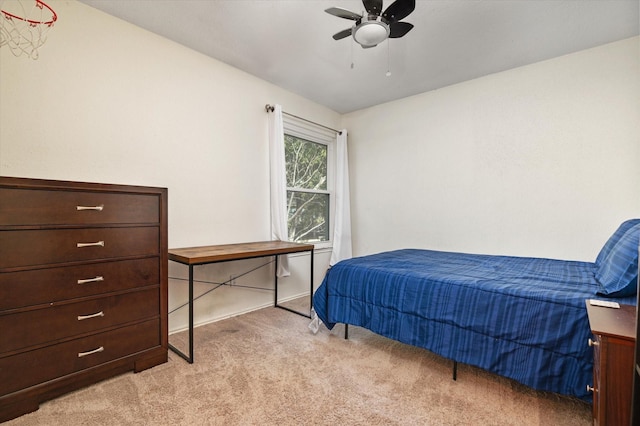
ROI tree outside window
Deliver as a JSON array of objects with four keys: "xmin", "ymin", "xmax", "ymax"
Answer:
[{"xmin": 285, "ymin": 134, "xmax": 330, "ymax": 243}]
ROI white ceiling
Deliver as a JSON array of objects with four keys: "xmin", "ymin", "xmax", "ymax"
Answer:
[{"xmin": 77, "ymin": 0, "xmax": 639, "ymax": 114}]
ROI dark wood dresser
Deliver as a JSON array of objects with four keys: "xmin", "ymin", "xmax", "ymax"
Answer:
[
  {"xmin": 0, "ymin": 176, "xmax": 168, "ymax": 422},
  {"xmin": 586, "ymin": 301, "xmax": 636, "ymax": 426}
]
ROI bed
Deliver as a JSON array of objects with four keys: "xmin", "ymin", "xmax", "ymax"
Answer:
[{"xmin": 313, "ymin": 220, "xmax": 640, "ymax": 401}]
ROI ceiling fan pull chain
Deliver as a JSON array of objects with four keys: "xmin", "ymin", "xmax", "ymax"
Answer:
[
  {"xmin": 386, "ymin": 39, "xmax": 391, "ymax": 77},
  {"xmin": 351, "ymin": 39, "xmax": 355, "ymax": 69}
]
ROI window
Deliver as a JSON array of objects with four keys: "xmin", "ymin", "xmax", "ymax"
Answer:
[{"xmin": 283, "ymin": 117, "xmax": 335, "ymax": 246}]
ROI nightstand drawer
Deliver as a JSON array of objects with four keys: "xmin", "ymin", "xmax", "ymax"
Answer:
[
  {"xmin": 0, "ymin": 319, "xmax": 160, "ymax": 396},
  {"xmin": 0, "ymin": 188, "xmax": 159, "ymax": 226},
  {"xmin": 0, "ymin": 227, "xmax": 159, "ymax": 269},
  {"xmin": 0, "ymin": 257, "xmax": 159, "ymax": 310},
  {"xmin": 0, "ymin": 287, "xmax": 159, "ymax": 353}
]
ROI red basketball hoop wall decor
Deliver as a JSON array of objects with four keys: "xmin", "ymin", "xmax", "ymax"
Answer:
[{"xmin": 0, "ymin": 0, "xmax": 57, "ymax": 59}]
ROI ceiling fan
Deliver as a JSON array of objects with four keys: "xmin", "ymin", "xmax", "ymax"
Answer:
[{"xmin": 325, "ymin": 0, "xmax": 415, "ymax": 48}]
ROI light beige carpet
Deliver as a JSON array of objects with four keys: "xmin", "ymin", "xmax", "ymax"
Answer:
[{"xmin": 7, "ymin": 302, "xmax": 591, "ymax": 425}]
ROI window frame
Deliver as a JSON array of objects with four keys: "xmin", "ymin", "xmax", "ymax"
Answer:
[{"xmin": 283, "ymin": 116, "xmax": 336, "ymax": 250}]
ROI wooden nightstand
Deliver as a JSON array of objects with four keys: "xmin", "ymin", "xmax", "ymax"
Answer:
[{"xmin": 585, "ymin": 301, "xmax": 636, "ymax": 426}]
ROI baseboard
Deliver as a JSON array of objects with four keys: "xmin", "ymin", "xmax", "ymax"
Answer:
[{"xmin": 168, "ymin": 292, "xmax": 309, "ymax": 335}]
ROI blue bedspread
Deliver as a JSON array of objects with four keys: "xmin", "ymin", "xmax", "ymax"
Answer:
[{"xmin": 313, "ymin": 249, "xmax": 636, "ymax": 401}]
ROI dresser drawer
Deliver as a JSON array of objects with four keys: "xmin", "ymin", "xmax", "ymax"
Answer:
[
  {"xmin": 0, "ymin": 188, "xmax": 159, "ymax": 226},
  {"xmin": 0, "ymin": 258, "xmax": 159, "ymax": 310},
  {"xmin": 0, "ymin": 319, "xmax": 160, "ymax": 396},
  {"xmin": 0, "ymin": 227, "xmax": 159, "ymax": 269},
  {"xmin": 0, "ymin": 287, "xmax": 159, "ymax": 354}
]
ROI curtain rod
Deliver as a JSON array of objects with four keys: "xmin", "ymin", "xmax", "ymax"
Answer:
[{"xmin": 265, "ymin": 104, "xmax": 342, "ymax": 135}]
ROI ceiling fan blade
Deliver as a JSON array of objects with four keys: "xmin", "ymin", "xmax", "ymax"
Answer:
[
  {"xmin": 332, "ymin": 28, "xmax": 353, "ymax": 40},
  {"xmin": 325, "ymin": 7, "xmax": 362, "ymax": 21},
  {"xmin": 389, "ymin": 22, "xmax": 414, "ymax": 38},
  {"xmin": 382, "ymin": 0, "xmax": 416, "ymax": 23},
  {"xmin": 362, "ymin": 0, "xmax": 383, "ymax": 15}
]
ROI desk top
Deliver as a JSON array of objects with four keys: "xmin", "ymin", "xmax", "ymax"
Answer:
[{"xmin": 168, "ymin": 240, "xmax": 314, "ymax": 265}]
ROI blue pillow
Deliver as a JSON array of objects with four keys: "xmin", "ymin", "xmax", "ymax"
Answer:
[
  {"xmin": 595, "ymin": 223, "xmax": 640, "ymax": 297},
  {"xmin": 595, "ymin": 219, "xmax": 640, "ymax": 266}
]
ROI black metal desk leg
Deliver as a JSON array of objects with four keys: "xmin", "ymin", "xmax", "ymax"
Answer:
[
  {"xmin": 274, "ymin": 250, "xmax": 313, "ymax": 319},
  {"xmin": 168, "ymin": 263, "xmax": 195, "ymax": 364},
  {"xmin": 274, "ymin": 255, "xmax": 279, "ymax": 307},
  {"xmin": 188, "ymin": 264, "xmax": 194, "ymax": 363}
]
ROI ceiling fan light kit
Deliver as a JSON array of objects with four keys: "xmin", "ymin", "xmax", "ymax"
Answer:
[
  {"xmin": 326, "ymin": 0, "xmax": 415, "ymax": 49},
  {"xmin": 353, "ymin": 18, "xmax": 390, "ymax": 48}
]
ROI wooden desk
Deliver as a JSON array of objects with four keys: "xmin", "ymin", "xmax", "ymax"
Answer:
[{"xmin": 168, "ymin": 241, "xmax": 314, "ymax": 363}]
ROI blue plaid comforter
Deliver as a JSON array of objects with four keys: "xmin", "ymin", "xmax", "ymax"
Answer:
[{"xmin": 313, "ymin": 249, "xmax": 636, "ymax": 401}]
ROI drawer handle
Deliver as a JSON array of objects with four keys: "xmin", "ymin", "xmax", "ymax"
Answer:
[
  {"xmin": 78, "ymin": 346, "xmax": 104, "ymax": 358},
  {"xmin": 77, "ymin": 241, "xmax": 105, "ymax": 248},
  {"xmin": 77, "ymin": 276, "xmax": 104, "ymax": 285},
  {"xmin": 77, "ymin": 205, "xmax": 104, "ymax": 211},
  {"xmin": 77, "ymin": 311, "xmax": 105, "ymax": 321},
  {"xmin": 588, "ymin": 338, "xmax": 599, "ymax": 347}
]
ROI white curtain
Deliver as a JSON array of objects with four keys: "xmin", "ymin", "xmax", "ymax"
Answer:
[
  {"xmin": 330, "ymin": 129, "xmax": 353, "ymax": 266},
  {"xmin": 268, "ymin": 104, "xmax": 290, "ymax": 276}
]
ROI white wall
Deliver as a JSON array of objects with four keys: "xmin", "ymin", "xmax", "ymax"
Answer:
[
  {"xmin": 0, "ymin": 0, "xmax": 338, "ymax": 332},
  {"xmin": 344, "ymin": 37, "xmax": 640, "ymax": 261}
]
